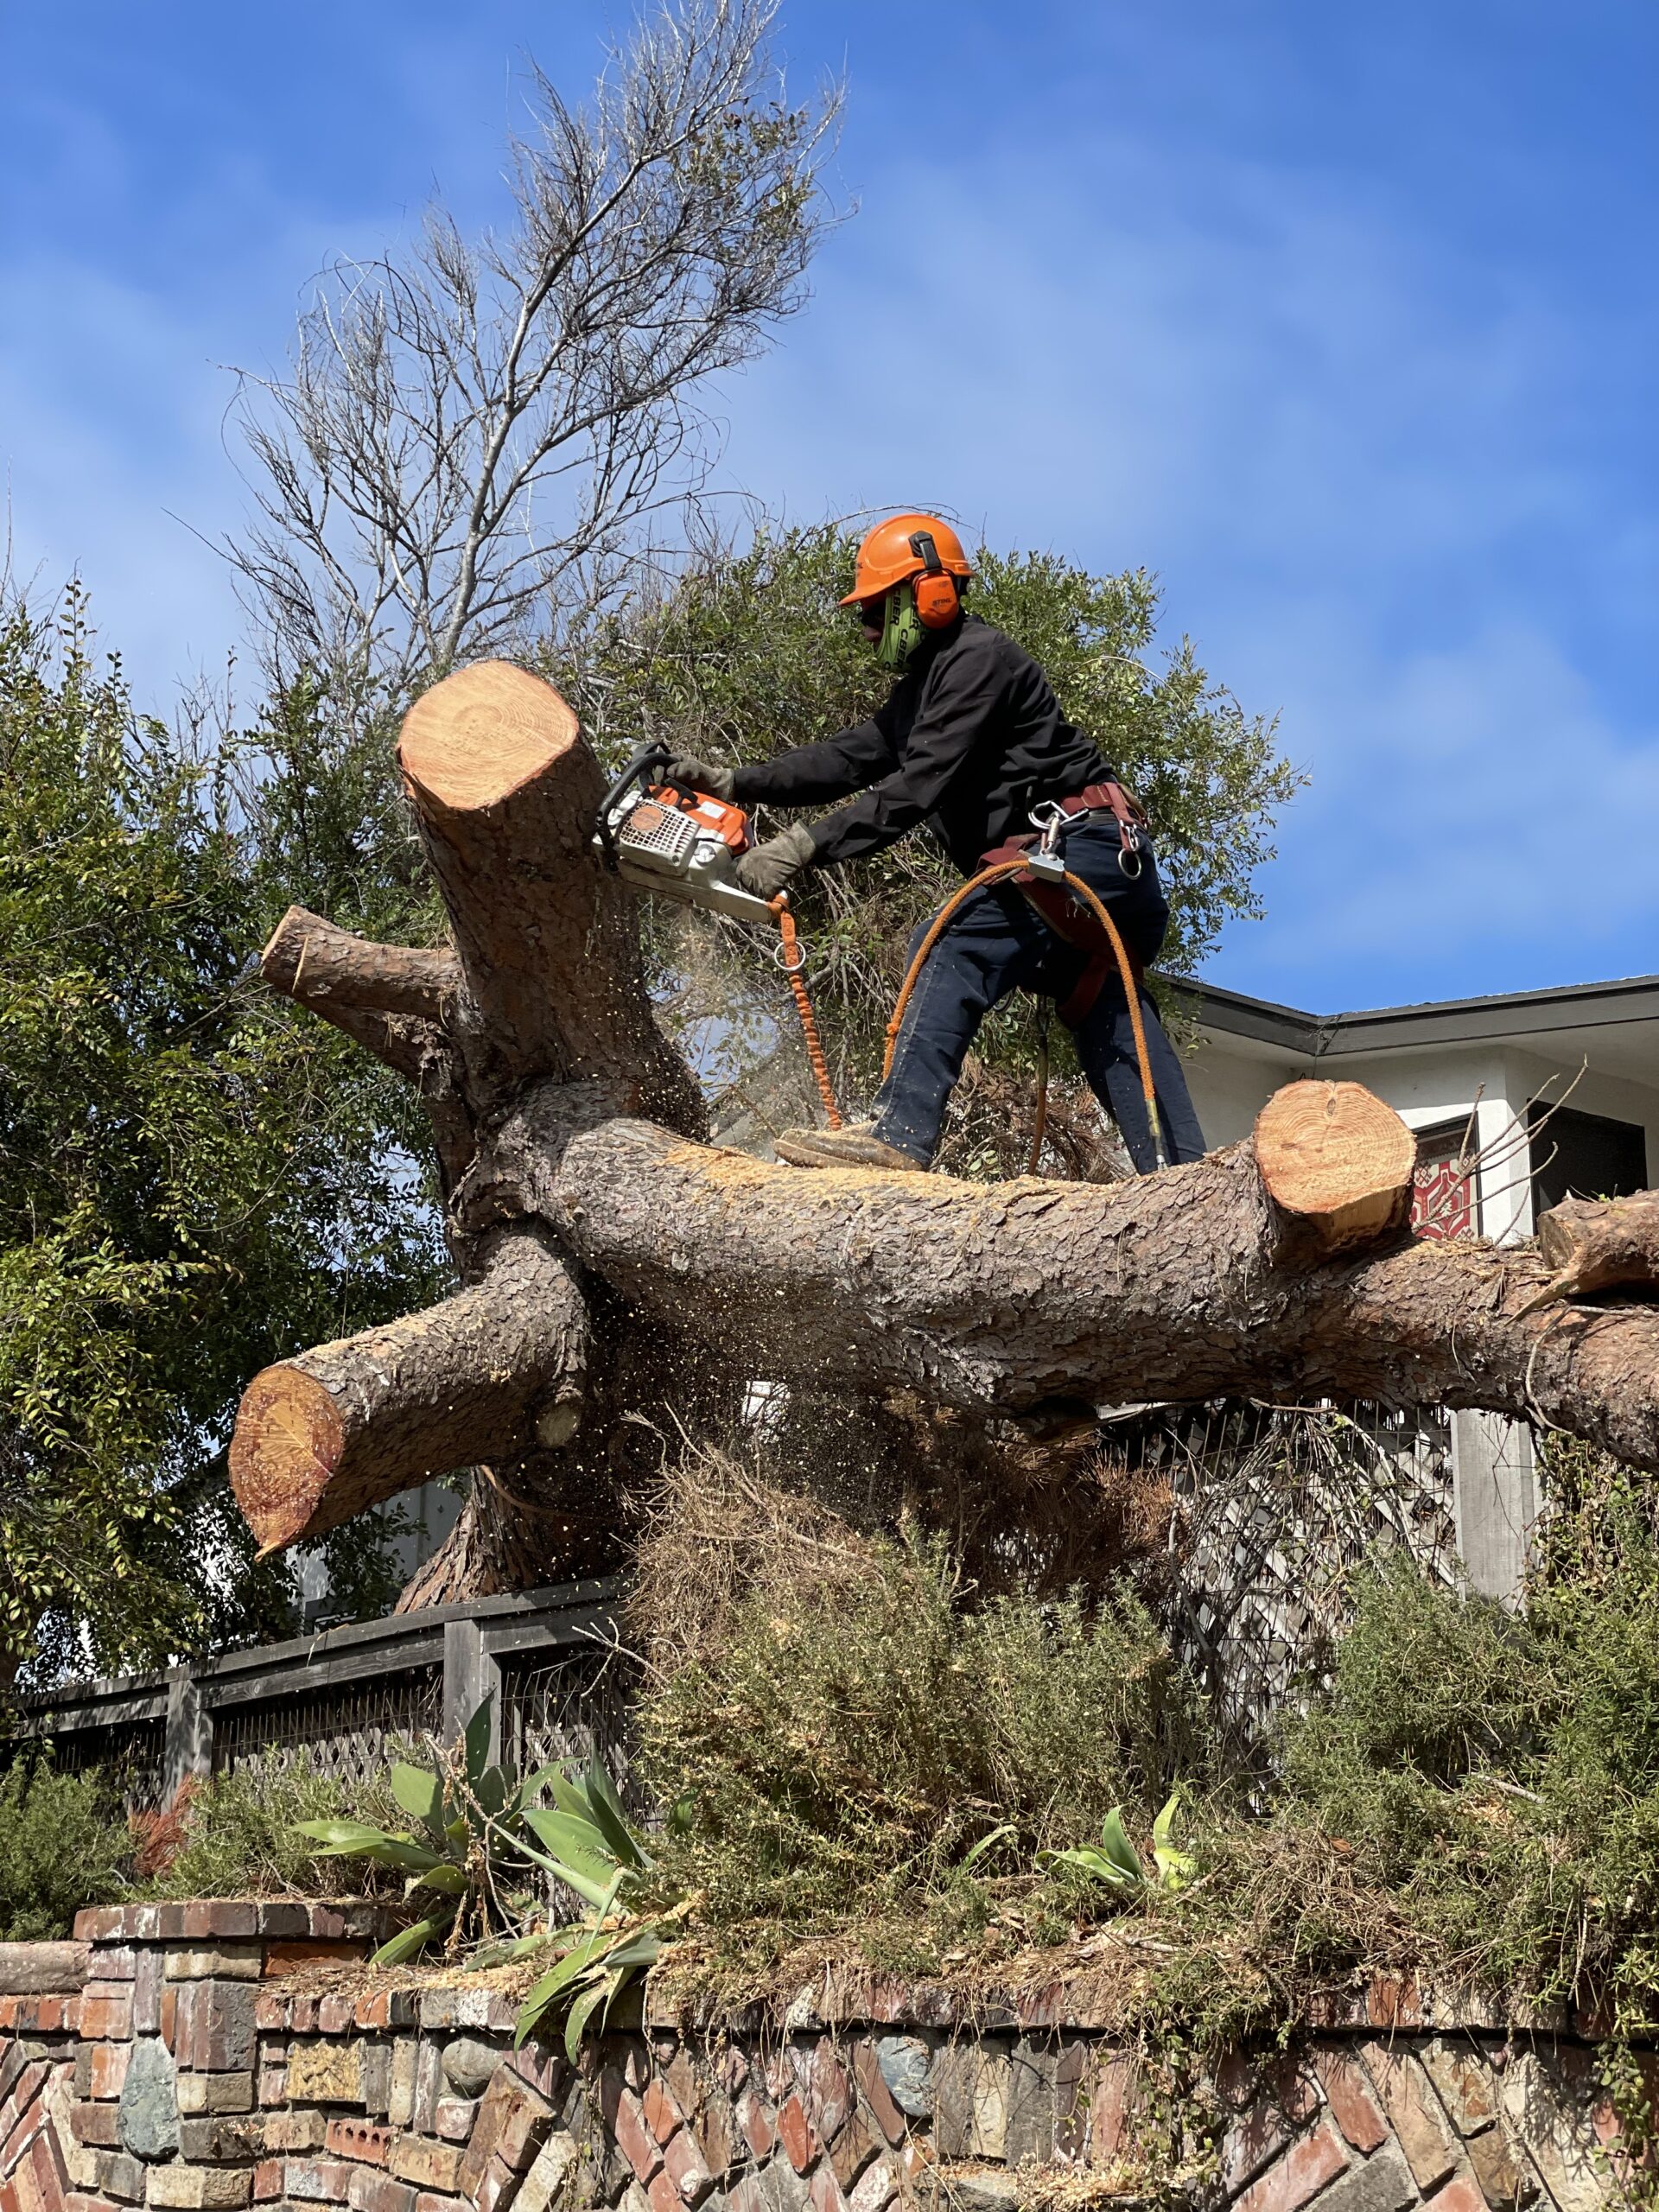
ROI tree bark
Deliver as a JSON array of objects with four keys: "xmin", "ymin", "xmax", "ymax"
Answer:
[
  {"xmin": 229, "ymin": 1226, "xmax": 588, "ymax": 1553},
  {"xmin": 229, "ymin": 659, "xmax": 1659, "ymax": 1599}
]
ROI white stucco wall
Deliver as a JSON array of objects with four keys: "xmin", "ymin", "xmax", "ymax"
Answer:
[{"xmin": 1185, "ymin": 1028, "xmax": 1659, "ymax": 1247}]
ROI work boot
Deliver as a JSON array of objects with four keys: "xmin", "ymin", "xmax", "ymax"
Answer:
[{"xmin": 774, "ymin": 1122, "xmax": 927, "ymax": 1172}]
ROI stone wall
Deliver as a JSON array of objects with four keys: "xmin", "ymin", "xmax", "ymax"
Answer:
[{"xmin": 0, "ymin": 1908, "xmax": 1643, "ymax": 2212}]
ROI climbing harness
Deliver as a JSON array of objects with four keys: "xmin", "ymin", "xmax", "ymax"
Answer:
[{"xmin": 879, "ymin": 817, "xmax": 1169, "ymax": 1175}]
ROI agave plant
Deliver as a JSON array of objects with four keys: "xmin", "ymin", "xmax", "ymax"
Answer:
[
  {"xmin": 503, "ymin": 1758, "xmax": 690, "ymax": 2059},
  {"xmin": 294, "ymin": 1704, "xmax": 686, "ymax": 2049},
  {"xmin": 1041, "ymin": 1791, "xmax": 1195, "ymax": 1898},
  {"xmin": 294, "ymin": 1698, "xmax": 560, "ymax": 1965}
]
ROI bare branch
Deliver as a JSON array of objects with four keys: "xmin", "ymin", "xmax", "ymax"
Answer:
[{"xmin": 223, "ymin": 0, "xmax": 844, "ymax": 696}]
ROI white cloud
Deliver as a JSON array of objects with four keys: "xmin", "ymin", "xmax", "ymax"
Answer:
[{"xmin": 710, "ymin": 117, "xmax": 1659, "ymax": 1006}]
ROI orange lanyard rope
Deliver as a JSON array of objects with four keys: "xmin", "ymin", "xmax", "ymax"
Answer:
[
  {"xmin": 880, "ymin": 859, "xmax": 1165, "ymax": 1166},
  {"xmin": 770, "ymin": 896, "xmax": 843, "ymax": 1129}
]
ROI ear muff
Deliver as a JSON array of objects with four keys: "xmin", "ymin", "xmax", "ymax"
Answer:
[{"xmin": 908, "ymin": 530, "xmax": 961, "ymax": 630}]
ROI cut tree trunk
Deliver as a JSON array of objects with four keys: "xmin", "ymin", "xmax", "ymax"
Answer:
[
  {"xmin": 1253, "ymin": 1081, "xmax": 1416, "ymax": 1254},
  {"xmin": 229, "ymin": 661, "xmax": 1659, "ymax": 1602}
]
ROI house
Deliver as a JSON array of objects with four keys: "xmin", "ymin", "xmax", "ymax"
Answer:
[{"xmin": 1178, "ymin": 969, "xmax": 1659, "ymax": 1601}]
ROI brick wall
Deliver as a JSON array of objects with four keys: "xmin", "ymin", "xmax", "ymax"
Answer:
[{"xmin": 0, "ymin": 1909, "xmax": 1643, "ymax": 2212}]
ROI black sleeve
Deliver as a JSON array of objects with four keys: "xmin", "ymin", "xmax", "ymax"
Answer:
[
  {"xmin": 805, "ymin": 635, "xmax": 1011, "ymax": 868},
  {"xmin": 730, "ymin": 702, "xmax": 899, "ymax": 808}
]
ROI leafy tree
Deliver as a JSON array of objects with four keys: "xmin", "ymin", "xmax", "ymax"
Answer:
[
  {"xmin": 0, "ymin": 593, "xmax": 444, "ymax": 1681},
  {"xmin": 571, "ymin": 523, "xmax": 1301, "ymax": 1168}
]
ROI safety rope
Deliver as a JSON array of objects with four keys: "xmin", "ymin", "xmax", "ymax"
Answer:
[
  {"xmin": 880, "ymin": 858, "xmax": 1163, "ymax": 1165},
  {"xmin": 770, "ymin": 895, "xmax": 843, "ymax": 1129},
  {"xmin": 1026, "ymin": 1002, "xmax": 1052, "ymax": 1177}
]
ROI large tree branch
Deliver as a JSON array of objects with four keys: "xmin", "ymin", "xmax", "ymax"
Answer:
[
  {"xmin": 396, "ymin": 662, "xmax": 703, "ymax": 1131},
  {"xmin": 228, "ymin": 1087, "xmax": 1659, "ymax": 1549},
  {"xmin": 481, "ymin": 1096, "xmax": 1659, "ymax": 1469},
  {"xmin": 257, "ymin": 906, "xmax": 447, "ymax": 1082},
  {"xmin": 228, "ymin": 1225, "xmax": 588, "ymax": 1553}
]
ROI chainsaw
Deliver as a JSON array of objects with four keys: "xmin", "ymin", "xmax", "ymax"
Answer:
[
  {"xmin": 594, "ymin": 743, "xmax": 775, "ymax": 924},
  {"xmin": 595, "ymin": 743, "xmax": 844, "ymax": 1128}
]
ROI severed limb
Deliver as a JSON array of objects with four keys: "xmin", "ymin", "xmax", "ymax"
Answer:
[
  {"xmin": 261, "ymin": 905, "xmax": 459, "ymax": 1022},
  {"xmin": 259, "ymin": 906, "xmax": 453, "ymax": 1080},
  {"xmin": 1517, "ymin": 1192, "xmax": 1659, "ymax": 1317},
  {"xmin": 228, "ymin": 1226, "xmax": 588, "ymax": 1554}
]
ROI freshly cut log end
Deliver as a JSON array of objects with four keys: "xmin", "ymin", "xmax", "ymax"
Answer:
[
  {"xmin": 398, "ymin": 663, "xmax": 580, "ymax": 816},
  {"xmin": 1254, "ymin": 1080, "xmax": 1416, "ymax": 1255},
  {"xmin": 230, "ymin": 1366, "xmax": 349, "ymax": 1555},
  {"xmin": 227, "ymin": 1230, "xmax": 591, "ymax": 1554}
]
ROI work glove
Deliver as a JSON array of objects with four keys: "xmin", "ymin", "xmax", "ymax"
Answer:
[
  {"xmin": 735, "ymin": 821, "xmax": 816, "ymax": 900},
  {"xmin": 665, "ymin": 753, "xmax": 736, "ymax": 801}
]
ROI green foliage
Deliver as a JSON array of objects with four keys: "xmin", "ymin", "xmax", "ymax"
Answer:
[
  {"xmin": 574, "ymin": 522, "xmax": 1300, "ymax": 1135},
  {"xmin": 1262, "ymin": 1507, "xmax": 1659, "ymax": 2033},
  {"xmin": 621, "ymin": 1434, "xmax": 1659, "ymax": 2055},
  {"xmin": 638, "ymin": 1522, "xmax": 1204, "ymax": 1934},
  {"xmin": 0, "ymin": 1758, "xmax": 130, "ymax": 1937},
  {"xmin": 147, "ymin": 1759, "xmax": 402, "ymax": 1902},
  {"xmin": 293, "ymin": 1699, "xmax": 678, "ymax": 2056},
  {"xmin": 1044, "ymin": 1792, "xmax": 1194, "ymax": 1897},
  {"xmin": 1278, "ymin": 1550, "xmax": 1557, "ymax": 1883},
  {"xmin": 0, "ymin": 593, "xmax": 445, "ymax": 1675},
  {"xmin": 512, "ymin": 1758, "xmax": 674, "ymax": 2059},
  {"xmin": 296, "ymin": 1697, "xmax": 558, "ymax": 1961}
]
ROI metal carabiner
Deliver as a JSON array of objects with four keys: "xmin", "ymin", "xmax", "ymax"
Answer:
[
  {"xmin": 1028, "ymin": 798, "xmax": 1068, "ymax": 855},
  {"xmin": 1118, "ymin": 831, "xmax": 1144, "ymax": 881}
]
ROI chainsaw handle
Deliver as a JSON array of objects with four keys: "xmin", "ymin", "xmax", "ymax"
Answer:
[{"xmin": 595, "ymin": 742, "xmax": 674, "ymax": 871}]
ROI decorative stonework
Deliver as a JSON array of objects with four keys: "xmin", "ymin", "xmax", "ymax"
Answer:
[{"xmin": 0, "ymin": 1908, "xmax": 1641, "ymax": 2212}]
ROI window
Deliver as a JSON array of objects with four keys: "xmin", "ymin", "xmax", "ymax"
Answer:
[
  {"xmin": 1413, "ymin": 1119, "xmax": 1476, "ymax": 1241},
  {"xmin": 1529, "ymin": 1105, "xmax": 1647, "ymax": 1214}
]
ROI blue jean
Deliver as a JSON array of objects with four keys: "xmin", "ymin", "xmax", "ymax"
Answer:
[{"xmin": 870, "ymin": 819, "xmax": 1207, "ymax": 1173}]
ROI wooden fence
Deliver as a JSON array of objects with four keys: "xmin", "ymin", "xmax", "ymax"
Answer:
[{"xmin": 11, "ymin": 1577, "xmax": 627, "ymax": 1809}]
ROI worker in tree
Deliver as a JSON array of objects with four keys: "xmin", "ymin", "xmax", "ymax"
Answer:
[{"xmin": 669, "ymin": 513, "xmax": 1206, "ymax": 1174}]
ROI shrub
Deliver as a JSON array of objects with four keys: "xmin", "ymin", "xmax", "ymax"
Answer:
[
  {"xmin": 0, "ymin": 1758, "xmax": 130, "ymax": 1937},
  {"xmin": 1272, "ymin": 1518, "xmax": 1659, "ymax": 2026},
  {"xmin": 635, "ymin": 1451, "xmax": 1205, "ymax": 1932},
  {"xmin": 144, "ymin": 1758, "xmax": 402, "ymax": 1901}
]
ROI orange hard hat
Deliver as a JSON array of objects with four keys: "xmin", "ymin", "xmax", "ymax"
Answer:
[{"xmin": 840, "ymin": 513, "xmax": 973, "ymax": 607}]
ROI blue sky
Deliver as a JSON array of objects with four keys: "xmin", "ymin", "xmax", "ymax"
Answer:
[{"xmin": 3, "ymin": 1, "xmax": 1656, "ymax": 1010}]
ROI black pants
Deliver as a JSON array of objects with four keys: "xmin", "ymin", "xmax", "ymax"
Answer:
[{"xmin": 869, "ymin": 820, "xmax": 1207, "ymax": 1173}]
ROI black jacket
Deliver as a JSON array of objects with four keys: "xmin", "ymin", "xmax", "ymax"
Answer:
[{"xmin": 729, "ymin": 614, "xmax": 1110, "ymax": 875}]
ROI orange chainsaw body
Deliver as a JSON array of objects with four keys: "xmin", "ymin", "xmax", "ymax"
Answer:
[
  {"xmin": 597, "ymin": 773, "xmax": 775, "ymax": 923},
  {"xmin": 626, "ymin": 784, "xmax": 751, "ymax": 855}
]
